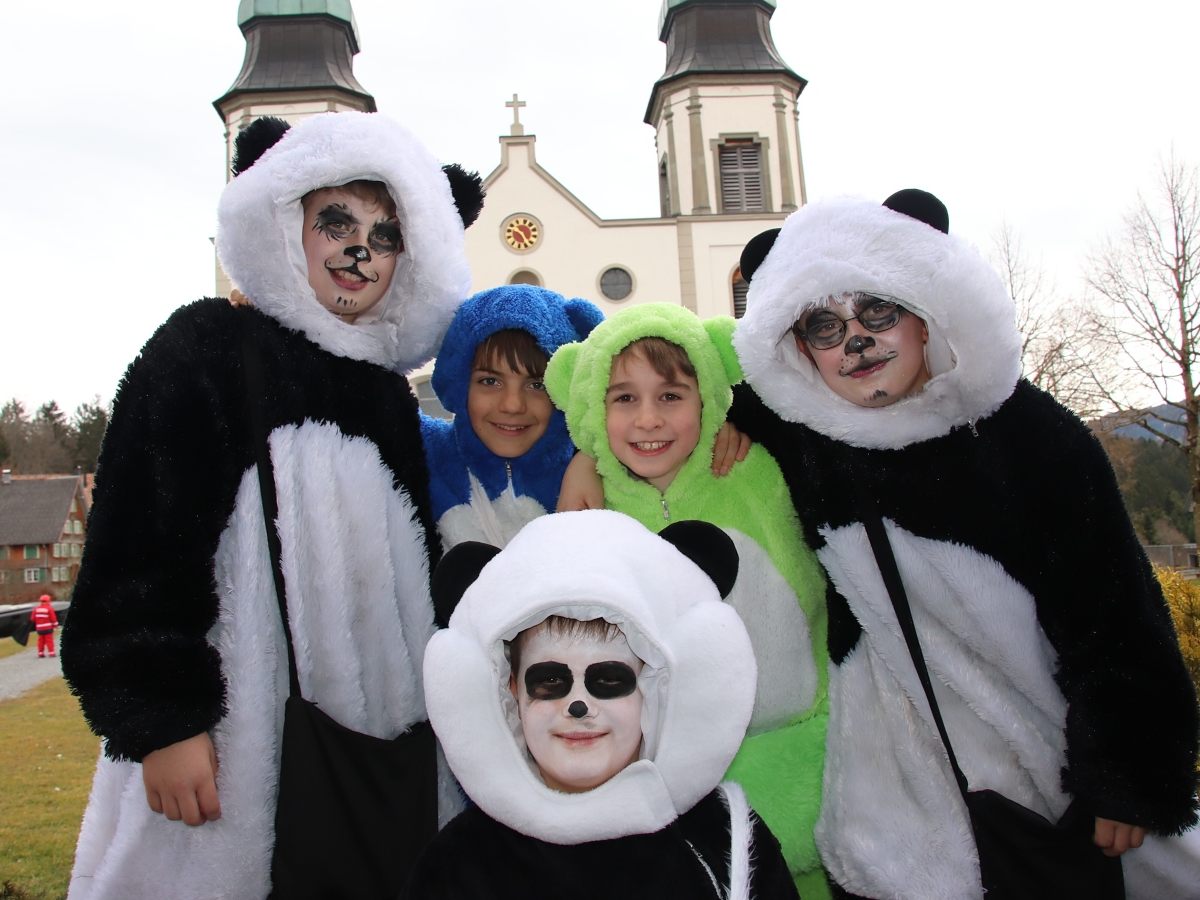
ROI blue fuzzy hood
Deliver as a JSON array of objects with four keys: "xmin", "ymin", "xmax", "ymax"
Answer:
[{"xmin": 423, "ymin": 284, "xmax": 603, "ymax": 521}]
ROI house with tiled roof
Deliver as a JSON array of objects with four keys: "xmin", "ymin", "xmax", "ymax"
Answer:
[{"xmin": 0, "ymin": 470, "xmax": 88, "ymax": 604}]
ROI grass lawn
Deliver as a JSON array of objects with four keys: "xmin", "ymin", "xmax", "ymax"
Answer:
[{"xmin": 0, "ymin": 677, "xmax": 97, "ymax": 900}]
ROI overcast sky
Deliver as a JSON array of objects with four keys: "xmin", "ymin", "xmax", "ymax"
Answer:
[{"xmin": 3, "ymin": 0, "xmax": 1196, "ymax": 414}]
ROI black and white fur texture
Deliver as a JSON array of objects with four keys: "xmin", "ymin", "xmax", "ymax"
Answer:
[
  {"xmin": 410, "ymin": 511, "xmax": 799, "ymax": 899},
  {"xmin": 61, "ymin": 112, "xmax": 474, "ymax": 900},
  {"xmin": 732, "ymin": 194, "xmax": 1200, "ymax": 898}
]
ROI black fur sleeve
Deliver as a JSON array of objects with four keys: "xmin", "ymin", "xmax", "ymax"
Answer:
[
  {"xmin": 61, "ymin": 301, "xmax": 255, "ymax": 761},
  {"xmin": 1004, "ymin": 384, "xmax": 1199, "ymax": 833}
]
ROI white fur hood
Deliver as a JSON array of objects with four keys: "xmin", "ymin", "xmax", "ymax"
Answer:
[
  {"xmin": 423, "ymin": 510, "xmax": 756, "ymax": 845},
  {"xmin": 733, "ymin": 196, "xmax": 1022, "ymax": 449},
  {"xmin": 215, "ymin": 111, "xmax": 471, "ymax": 372}
]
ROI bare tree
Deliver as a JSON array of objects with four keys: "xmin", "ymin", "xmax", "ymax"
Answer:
[
  {"xmin": 992, "ymin": 224, "xmax": 1114, "ymax": 418},
  {"xmin": 1088, "ymin": 158, "xmax": 1200, "ymax": 540}
]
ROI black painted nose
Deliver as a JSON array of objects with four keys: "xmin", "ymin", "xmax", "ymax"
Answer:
[
  {"xmin": 568, "ymin": 700, "xmax": 588, "ymax": 718},
  {"xmin": 845, "ymin": 334, "xmax": 875, "ymax": 354},
  {"xmin": 345, "ymin": 245, "xmax": 370, "ymax": 263}
]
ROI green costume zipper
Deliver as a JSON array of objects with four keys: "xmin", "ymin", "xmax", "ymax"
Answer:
[{"xmin": 660, "ymin": 496, "xmax": 670, "ymax": 521}]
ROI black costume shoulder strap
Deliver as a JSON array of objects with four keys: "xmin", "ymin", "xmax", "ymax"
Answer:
[
  {"xmin": 855, "ymin": 482, "xmax": 971, "ymax": 800},
  {"xmin": 240, "ymin": 320, "xmax": 302, "ymax": 699}
]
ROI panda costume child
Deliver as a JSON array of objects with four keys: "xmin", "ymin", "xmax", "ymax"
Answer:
[
  {"xmin": 421, "ymin": 284, "xmax": 603, "ymax": 550},
  {"xmin": 407, "ymin": 510, "xmax": 799, "ymax": 899},
  {"xmin": 731, "ymin": 190, "xmax": 1200, "ymax": 898},
  {"xmin": 60, "ymin": 111, "xmax": 483, "ymax": 900}
]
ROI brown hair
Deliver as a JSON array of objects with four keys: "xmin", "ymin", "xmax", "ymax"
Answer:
[
  {"xmin": 616, "ymin": 337, "xmax": 697, "ymax": 382},
  {"xmin": 302, "ymin": 179, "xmax": 396, "ymax": 218},
  {"xmin": 508, "ymin": 615, "xmax": 625, "ymax": 676},
  {"xmin": 473, "ymin": 329, "xmax": 549, "ymax": 379}
]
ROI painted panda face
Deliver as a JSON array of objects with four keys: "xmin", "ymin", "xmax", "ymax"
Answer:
[
  {"xmin": 795, "ymin": 294, "xmax": 931, "ymax": 408},
  {"xmin": 510, "ymin": 626, "xmax": 644, "ymax": 793},
  {"xmin": 300, "ymin": 186, "xmax": 401, "ymax": 324}
]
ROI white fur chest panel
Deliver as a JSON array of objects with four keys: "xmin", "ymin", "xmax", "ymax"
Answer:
[
  {"xmin": 813, "ymin": 519, "xmax": 1069, "ymax": 899},
  {"xmin": 68, "ymin": 424, "xmax": 435, "ymax": 900},
  {"xmin": 435, "ymin": 473, "xmax": 548, "ymax": 549},
  {"xmin": 264, "ymin": 420, "xmax": 434, "ymax": 733},
  {"xmin": 723, "ymin": 530, "xmax": 817, "ymax": 734}
]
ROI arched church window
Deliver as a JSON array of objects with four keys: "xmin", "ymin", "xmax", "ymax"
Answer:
[
  {"xmin": 509, "ymin": 270, "xmax": 542, "ymax": 287},
  {"xmin": 732, "ymin": 269, "xmax": 749, "ymax": 318}
]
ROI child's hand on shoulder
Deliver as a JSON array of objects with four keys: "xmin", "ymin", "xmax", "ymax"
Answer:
[
  {"xmin": 1093, "ymin": 817, "xmax": 1146, "ymax": 857},
  {"xmin": 711, "ymin": 420, "xmax": 751, "ymax": 477},
  {"xmin": 558, "ymin": 453, "xmax": 604, "ymax": 511},
  {"xmin": 142, "ymin": 732, "xmax": 221, "ymax": 826}
]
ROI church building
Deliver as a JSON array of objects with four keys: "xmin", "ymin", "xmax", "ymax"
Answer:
[{"xmin": 213, "ymin": 0, "xmax": 807, "ymax": 402}]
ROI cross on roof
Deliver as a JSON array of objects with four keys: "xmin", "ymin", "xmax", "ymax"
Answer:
[{"xmin": 506, "ymin": 93, "xmax": 526, "ymax": 136}]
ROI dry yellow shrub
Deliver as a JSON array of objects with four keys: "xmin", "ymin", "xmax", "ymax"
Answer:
[{"xmin": 1154, "ymin": 565, "xmax": 1200, "ymax": 693}]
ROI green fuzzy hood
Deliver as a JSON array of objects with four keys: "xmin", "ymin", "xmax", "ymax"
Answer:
[{"xmin": 545, "ymin": 303, "xmax": 741, "ymax": 487}]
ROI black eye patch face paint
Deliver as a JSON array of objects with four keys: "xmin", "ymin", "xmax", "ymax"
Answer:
[
  {"xmin": 525, "ymin": 662, "xmax": 572, "ymax": 700},
  {"xmin": 313, "ymin": 204, "xmax": 356, "ymax": 241},
  {"xmin": 523, "ymin": 661, "xmax": 639, "ymax": 701},
  {"xmin": 584, "ymin": 661, "xmax": 638, "ymax": 699},
  {"xmin": 368, "ymin": 221, "xmax": 402, "ymax": 256}
]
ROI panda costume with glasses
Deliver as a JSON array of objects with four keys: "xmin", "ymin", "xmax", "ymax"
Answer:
[{"xmin": 730, "ymin": 190, "xmax": 1200, "ymax": 899}]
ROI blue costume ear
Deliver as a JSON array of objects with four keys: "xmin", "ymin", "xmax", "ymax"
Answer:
[
  {"xmin": 442, "ymin": 164, "xmax": 486, "ymax": 228},
  {"xmin": 564, "ymin": 299, "xmax": 605, "ymax": 341},
  {"xmin": 232, "ymin": 117, "xmax": 291, "ymax": 176},
  {"xmin": 883, "ymin": 188, "xmax": 949, "ymax": 234},
  {"xmin": 432, "ymin": 541, "xmax": 501, "ymax": 628},
  {"xmin": 658, "ymin": 521, "xmax": 739, "ymax": 599}
]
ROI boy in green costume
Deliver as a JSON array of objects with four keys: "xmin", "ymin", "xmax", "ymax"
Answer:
[{"xmin": 545, "ymin": 302, "xmax": 832, "ymax": 898}]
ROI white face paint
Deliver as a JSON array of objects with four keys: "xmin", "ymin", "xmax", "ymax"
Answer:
[{"xmin": 511, "ymin": 625, "xmax": 644, "ymax": 793}]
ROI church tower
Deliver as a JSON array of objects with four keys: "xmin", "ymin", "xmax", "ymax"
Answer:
[
  {"xmin": 214, "ymin": 0, "xmax": 376, "ymax": 181},
  {"xmin": 646, "ymin": 0, "xmax": 806, "ymax": 218},
  {"xmin": 212, "ymin": 0, "xmax": 376, "ymax": 295}
]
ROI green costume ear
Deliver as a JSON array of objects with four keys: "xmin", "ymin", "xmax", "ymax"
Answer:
[
  {"xmin": 704, "ymin": 316, "xmax": 744, "ymax": 385},
  {"xmin": 544, "ymin": 341, "xmax": 582, "ymax": 414}
]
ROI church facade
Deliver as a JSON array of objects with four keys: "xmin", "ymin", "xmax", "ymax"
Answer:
[{"xmin": 214, "ymin": 0, "xmax": 808, "ymax": 400}]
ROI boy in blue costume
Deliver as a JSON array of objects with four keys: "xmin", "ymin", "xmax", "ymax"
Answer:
[{"xmin": 420, "ymin": 284, "xmax": 604, "ymax": 549}]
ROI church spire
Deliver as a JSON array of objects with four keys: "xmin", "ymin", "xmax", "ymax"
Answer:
[
  {"xmin": 214, "ymin": 0, "xmax": 376, "ymax": 127},
  {"xmin": 645, "ymin": 0, "xmax": 806, "ymax": 218}
]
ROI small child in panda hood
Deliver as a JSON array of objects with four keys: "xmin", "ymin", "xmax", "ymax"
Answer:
[
  {"xmin": 406, "ymin": 510, "xmax": 799, "ymax": 899},
  {"xmin": 731, "ymin": 189, "xmax": 1200, "ymax": 899},
  {"xmin": 60, "ymin": 112, "xmax": 484, "ymax": 899}
]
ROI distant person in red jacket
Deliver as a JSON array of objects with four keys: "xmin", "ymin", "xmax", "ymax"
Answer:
[{"xmin": 30, "ymin": 594, "xmax": 58, "ymax": 657}]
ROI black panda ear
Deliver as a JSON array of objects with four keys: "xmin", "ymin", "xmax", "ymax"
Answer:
[
  {"xmin": 882, "ymin": 189, "xmax": 949, "ymax": 234},
  {"xmin": 442, "ymin": 164, "xmax": 486, "ymax": 228},
  {"xmin": 739, "ymin": 228, "xmax": 781, "ymax": 284},
  {"xmin": 659, "ymin": 521, "xmax": 739, "ymax": 600},
  {"xmin": 432, "ymin": 541, "xmax": 501, "ymax": 627},
  {"xmin": 232, "ymin": 117, "xmax": 291, "ymax": 176}
]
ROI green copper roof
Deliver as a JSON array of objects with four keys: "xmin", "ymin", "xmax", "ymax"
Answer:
[{"xmin": 238, "ymin": 0, "xmax": 360, "ymax": 46}]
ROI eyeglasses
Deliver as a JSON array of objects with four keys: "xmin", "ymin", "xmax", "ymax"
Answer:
[{"xmin": 791, "ymin": 297, "xmax": 905, "ymax": 350}]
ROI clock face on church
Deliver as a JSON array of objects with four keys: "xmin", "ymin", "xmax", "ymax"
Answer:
[{"xmin": 503, "ymin": 214, "xmax": 541, "ymax": 252}]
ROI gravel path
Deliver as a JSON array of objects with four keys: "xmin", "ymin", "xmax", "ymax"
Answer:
[{"xmin": 0, "ymin": 642, "xmax": 65, "ymax": 702}]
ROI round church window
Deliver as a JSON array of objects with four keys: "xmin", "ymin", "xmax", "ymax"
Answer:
[{"xmin": 599, "ymin": 266, "xmax": 633, "ymax": 302}]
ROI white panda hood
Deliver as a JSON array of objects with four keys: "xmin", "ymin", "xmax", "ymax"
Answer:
[
  {"xmin": 423, "ymin": 510, "xmax": 757, "ymax": 845},
  {"xmin": 216, "ymin": 111, "xmax": 471, "ymax": 372},
  {"xmin": 733, "ymin": 195, "xmax": 1022, "ymax": 450}
]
